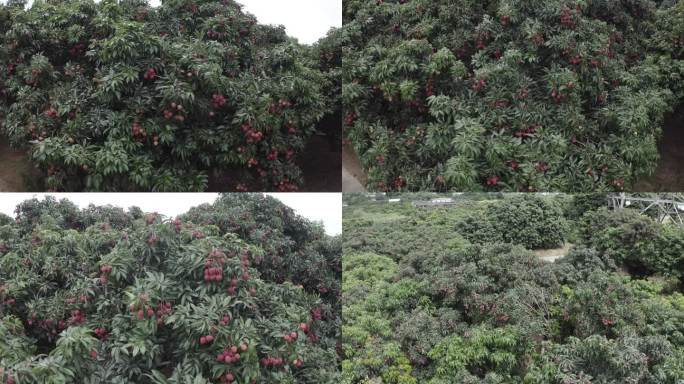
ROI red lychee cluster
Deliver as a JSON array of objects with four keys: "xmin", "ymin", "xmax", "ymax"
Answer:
[
  {"xmin": 514, "ymin": 123, "xmax": 539, "ymax": 138},
  {"xmin": 199, "ymin": 334, "xmax": 214, "ymax": 345},
  {"xmin": 212, "ymin": 93, "xmax": 226, "ymax": 108},
  {"xmin": 266, "ymin": 149, "xmax": 278, "ymax": 162},
  {"xmin": 344, "ymin": 112, "xmax": 356, "ymax": 126},
  {"xmin": 487, "ymin": 176, "xmax": 500, "ymax": 186},
  {"xmin": 128, "ymin": 297, "xmax": 171, "ymax": 325},
  {"xmin": 146, "ymin": 232, "xmax": 159, "ymax": 245},
  {"xmin": 216, "ymin": 343, "xmax": 247, "ymax": 364},
  {"xmin": 425, "ymin": 79, "xmax": 435, "ymax": 97},
  {"xmin": 241, "ymin": 123, "xmax": 264, "ymax": 143},
  {"xmin": 99, "ymin": 264, "xmax": 112, "ymax": 284},
  {"xmin": 550, "ymin": 88, "xmax": 569, "ymax": 104},
  {"xmin": 284, "ymin": 122, "xmax": 298, "ymax": 134},
  {"xmin": 219, "ymin": 314, "xmax": 231, "ymax": 326},
  {"xmin": 560, "ymin": 8, "xmax": 576, "ymax": 28},
  {"xmin": 260, "ymin": 356, "xmax": 285, "ymax": 368},
  {"xmin": 45, "ymin": 107, "xmax": 58, "ymax": 118},
  {"xmin": 267, "ymin": 98, "xmax": 292, "ymax": 114},
  {"xmin": 276, "ymin": 178, "xmax": 298, "ymax": 192},
  {"xmin": 171, "ymin": 218, "xmax": 182, "ymax": 233},
  {"xmin": 204, "ymin": 248, "xmax": 226, "ymax": 282},
  {"xmin": 206, "ymin": 29, "xmax": 226, "ymax": 39},
  {"xmin": 145, "ymin": 213, "xmax": 157, "ymax": 225},
  {"xmin": 283, "ymin": 330, "xmax": 298, "ymax": 343},
  {"xmin": 132, "ymin": 121, "xmax": 146, "ymax": 139},
  {"xmin": 69, "ymin": 309, "xmax": 86, "ymax": 325},
  {"xmin": 536, "ymin": 162, "xmax": 550, "ymax": 173},
  {"xmin": 143, "ymin": 68, "xmax": 157, "ymax": 81},
  {"xmin": 68, "ymin": 43, "xmax": 86, "ymax": 57},
  {"xmin": 472, "ymin": 78, "xmax": 486, "ymax": 92},
  {"xmin": 94, "ymin": 327, "xmax": 109, "ymax": 340},
  {"xmin": 163, "ymin": 102, "xmax": 185, "ymax": 122}
]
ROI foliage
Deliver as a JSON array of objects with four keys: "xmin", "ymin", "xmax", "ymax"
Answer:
[
  {"xmin": 341, "ymin": 193, "xmax": 684, "ymax": 382},
  {"xmin": 0, "ymin": 194, "xmax": 340, "ymax": 383},
  {"xmin": 456, "ymin": 194, "xmax": 567, "ymax": 249},
  {"xmin": 0, "ymin": 0, "xmax": 338, "ymax": 191},
  {"xmin": 342, "ymin": 0, "xmax": 684, "ymax": 191},
  {"xmin": 578, "ymin": 207, "xmax": 684, "ymax": 281}
]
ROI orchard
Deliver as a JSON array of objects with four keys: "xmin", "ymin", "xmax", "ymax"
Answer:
[
  {"xmin": 341, "ymin": 194, "xmax": 684, "ymax": 383},
  {"xmin": 0, "ymin": 0, "xmax": 340, "ymax": 191},
  {"xmin": 0, "ymin": 194, "xmax": 341, "ymax": 383},
  {"xmin": 343, "ymin": 0, "xmax": 684, "ymax": 192}
]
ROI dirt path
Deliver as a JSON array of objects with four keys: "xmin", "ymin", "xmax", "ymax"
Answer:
[
  {"xmin": 342, "ymin": 144, "xmax": 366, "ymax": 192},
  {"xmin": 534, "ymin": 243, "xmax": 572, "ymax": 263},
  {"xmin": 0, "ymin": 139, "xmax": 30, "ymax": 192},
  {"xmin": 634, "ymin": 106, "xmax": 684, "ymax": 191}
]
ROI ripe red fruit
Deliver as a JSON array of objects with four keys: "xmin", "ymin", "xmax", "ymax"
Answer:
[
  {"xmin": 225, "ymin": 373, "xmax": 234, "ymax": 382},
  {"xmin": 200, "ymin": 336, "xmax": 207, "ymax": 345},
  {"xmin": 299, "ymin": 323, "xmax": 309, "ymax": 333},
  {"xmin": 205, "ymin": 335, "xmax": 214, "ymax": 343},
  {"xmin": 290, "ymin": 331, "xmax": 298, "ymax": 340},
  {"xmin": 137, "ymin": 310, "xmax": 144, "ymax": 320},
  {"xmin": 230, "ymin": 345, "xmax": 238, "ymax": 354},
  {"xmin": 90, "ymin": 350, "xmax": 98, "ymax": 359}
]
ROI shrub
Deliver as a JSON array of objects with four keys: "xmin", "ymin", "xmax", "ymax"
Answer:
[
  {"xmin": 0, "ymin": 194, "xmax": 340, "ymax": 383},
  {"xmin": 342, "ymin": 194, "xmax": 684, "ymax": 382},
  {"xmin": 578, "ymin": 207, "xmax": 684, "ymax": 280},
  {"xmin": 456, "ymin": 195, "xmax": 566, "ymax": 249},
  {"xmin": 343, "ymin": 0, "xmax": 683, "ymax": 191},
  {"xmin": 0, "ymin": 0, "xmax": 338, "ymax": 191}
]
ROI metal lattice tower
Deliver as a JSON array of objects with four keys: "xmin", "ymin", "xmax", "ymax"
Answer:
[{"xmin": 608, "ymin": 193, "xmax": 684, "ymax": 226}]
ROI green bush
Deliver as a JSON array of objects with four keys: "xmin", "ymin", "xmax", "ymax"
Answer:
[
  {"xmin": 0, "ymin": 194, "xmax": 340, "ymax": 383},
  {"xmin": 0, "ymin": 0, "xmax": 338, "ymax": 191},
  {"xmin": 456, "ymin": 195, "xmax": 567, "ymax": 249},
  {"xmin": 578, "ymin": 207, "xmax": 684, "ymax": 281},
  {"xmin": 342, "ymin": 194, "xmax": 684, "ymax": 382},
  {"xmin": 342, "ymin": 0, "xmax": 683, "ymax": 192}
]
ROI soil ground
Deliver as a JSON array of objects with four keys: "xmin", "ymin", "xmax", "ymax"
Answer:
[
  {"xmin": 534, "ymin": 243, "xmax": 572, "ymax": 263},
  {"xmin": 342, "ymin": 143, "xmax": 366, "ymax": 192},
  {"xmin": 0, "ymin": 138, "xmax": 31, "ymax": 192},
  {"xmin": 634, "ymin": 105, "xmax": 684, "ymax": 191}
]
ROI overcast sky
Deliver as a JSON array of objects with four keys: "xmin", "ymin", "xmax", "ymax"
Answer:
[
  {"xmin": 10, "ymin": 0, "xmax": 341, "ymax": 45},
  {"xmin": 0, "ymin": 193, "xmax": 342, "ymax": 235}
]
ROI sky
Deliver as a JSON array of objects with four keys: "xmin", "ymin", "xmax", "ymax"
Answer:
[
  {"xmin": 11, "ymin": 0, "xmax": 341, "ymax": 45},
  {"xmin": 0, "ymin": 193, "xmax": 342, "ymax": 235},
  {"xmin": 232, "ymin": 0, "xmax": 341, "ymax": 44}
]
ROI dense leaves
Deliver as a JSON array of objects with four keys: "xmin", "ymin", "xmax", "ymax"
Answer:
[
  {"xmin": 342, "ymin": 194, "xmax": 684, "ymax": 383},
  {"xmin": 0, "ymin": 0, "xmax": 339, "ymax": 191},
  {"xmin": 342, "ymin": 0, "xmax": 684, "ymax": 192},
  {"xmin": 0, "ymin": 194, "xmax": 341, "ymax": 383},
  {"xmin": 456, "ymin": 194, "xmax": 567, "ymax": 249}
]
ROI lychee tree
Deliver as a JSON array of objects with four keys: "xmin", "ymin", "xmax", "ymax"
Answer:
[
  {"xmin": 0, "ymin": 194, "xmax": 340, "ymax": 383},
  {"xmin": 0, "ymin": 0, "xmax": 338, "ymax": 191},
  {"xmin": 342, "ymin": 0, "xmax": 684, "ymax": 192}
]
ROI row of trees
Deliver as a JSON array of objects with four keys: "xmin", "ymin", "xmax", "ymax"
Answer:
[
  {"xmin": 343, "ymin": 0, "xmax": 684, "ymax": 191},
  {"xmin": 0, "ymin": 0, "xmax": 340, "ymax": 191},
  {"xmin": 0, "ymin": 194, "xmax": 341, "ymax": 383},
  {"xmin": 342, "ymin": 194, "xmax": 684, "ymax": 383}
]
